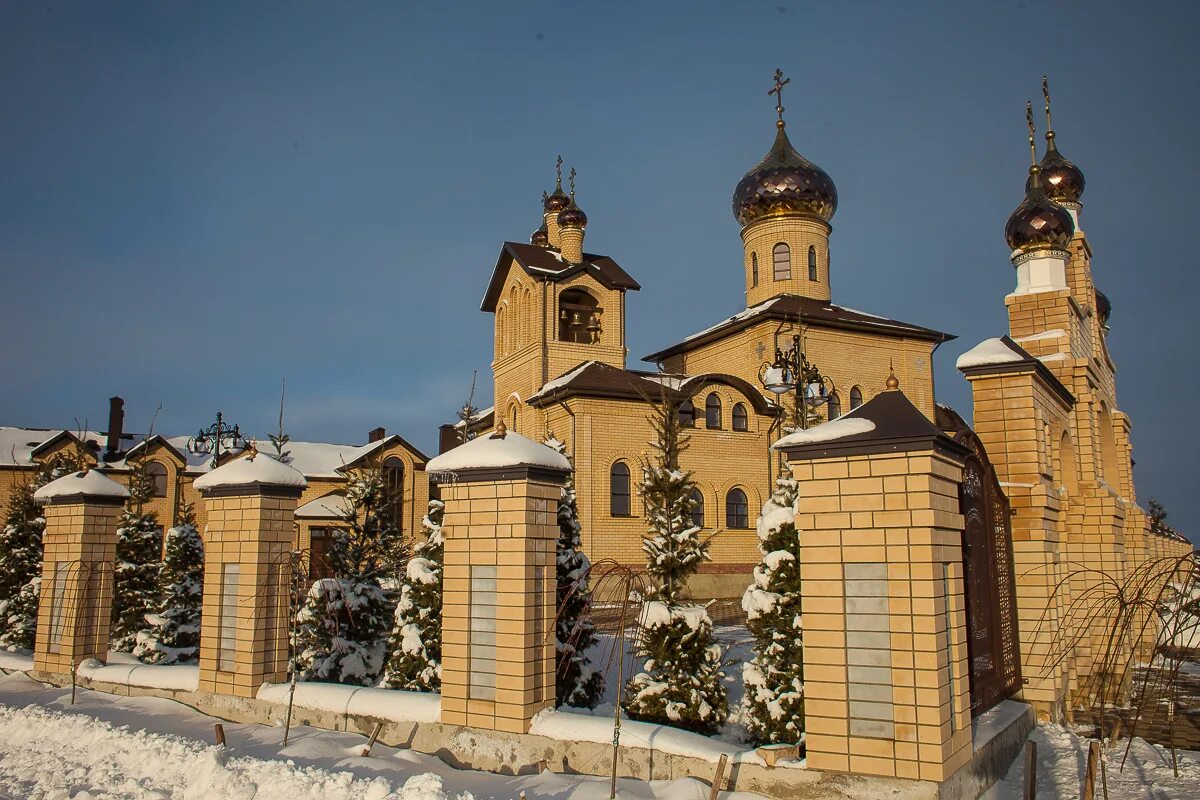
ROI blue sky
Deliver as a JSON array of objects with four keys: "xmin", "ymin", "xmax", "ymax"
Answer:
[{"xmin": 1, "ymin": 2, "xmax": 1196, "ymax": 540}]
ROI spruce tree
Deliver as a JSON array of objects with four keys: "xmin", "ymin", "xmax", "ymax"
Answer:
[
  {"xmin": 0, "ymin": 470, "xmax": 50, "ymax": 651},
  {"xmin": 741, "ymin": 462, "xmax": 806, "ymax": 745},
  {"xmin": 623, "ymin": 392, "xmax": 728, "ymax": 734},
  {"xmin": 383, "ymin": 499, "xmax": 444, "ymax": 691},
  {"xmin": 110, "ymin": 462, "xmax": 162, "ymax": 653},
  {"xmin": 134, "ymin": 502, "xmax": 204, "ymax": 664},
  {"xmin": 294, "ymin": 462, "xmax": 404, "ymax": 685},
  {"xmin": 545, "ymin": 436, "xmax": 604, "ymax": 709}
]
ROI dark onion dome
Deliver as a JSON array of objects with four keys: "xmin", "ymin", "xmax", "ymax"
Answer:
[
  {"xmin": 1027, "ymin": 131, "xmax": 1085, "ymax": 205},
  {"xmin": 1005, "ymin": 166, "xmax": 1075, "ymax": 253},
  {"xmin": 732, "ymin": 123, "xmax": 838, "ymax": 226},
  {"xmin": 1096, "ymin": 288, "xmax": 1111, "ymax": 325},
  {"xmin": 544, "ymin": 183, "xmax": 570, "ymax": 214},
  {"xmin": 558, "ymin": 196, "xmax": 587, "ymax": 229},
  {"xmin": 530, "ymin": 223, "xmax": 549, "ymax": 247}
]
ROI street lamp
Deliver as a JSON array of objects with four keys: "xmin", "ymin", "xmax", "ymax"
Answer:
[
  {"xmin": 759, "ymin": 331, "xmax": 833, "ymax": 430},
  {"xmin": 187, "ymin": 411, "xmax": 247, "ymax": 468}
]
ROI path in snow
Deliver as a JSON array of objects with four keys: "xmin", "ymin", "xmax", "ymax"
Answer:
[{"xmin": 0, "ymin": 672, "xmax": 764, "ymax": 800}]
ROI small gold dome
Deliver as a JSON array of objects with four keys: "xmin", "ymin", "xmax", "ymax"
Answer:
[
  {"xmin": 1005, "ymin": 166, "xmax": 1074, "ymax": 253},
  {"xmin": 558, "ymin": 196, "xmax": 587, "ymax": 229},
  {"xmin": 732, "ymin": 125, "xmax": 838, "ymax": 227},
  {"xmin": 530, "ymin": 223, "xmax": 549, "ymax": 246},
  {"xmin": 1027, "ymin": 133, "xmax": 1085, "ymax": 205}
]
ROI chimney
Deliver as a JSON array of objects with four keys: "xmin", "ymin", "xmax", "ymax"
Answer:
[
  {"xmin": 368, "ymin": 426, "xmax": 386, "ymax": 443},
  {"xmin": 105, "ymin": 396, "xmax": 124, "ymax": 460},
  {"xmin": 438, "ymin": 423, "xmax": 460, "ymax": 454}
]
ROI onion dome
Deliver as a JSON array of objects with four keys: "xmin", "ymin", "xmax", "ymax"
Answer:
[
  {"xmin": 530, "ymin": 222, "xmax": 549, "ymax": 247},
  {"xmin": 1028, "ymin": 132, "xmax": 1085, "ymax": 205},
  {"xmin": 558, "ymin": 196, "xmax": 587, "ymax": 229},
  {"xmin": 1005, "ymin": 165, "xmax": 1074, "ymax": 253},
  {"xmin": 1095, "ymin": 288, "xmax": 1111, "ymax": 326},
  {"xmin": 544, "ymin": 156, "xmax": 570, "ymax": 213},
  {"xmin": 732, "ymin": 124, "xmax": 838, "ymax": 227}
]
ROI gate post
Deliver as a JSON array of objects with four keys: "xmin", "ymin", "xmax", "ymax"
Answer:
[
  {"xmin": 193, "ymin": 451, "xmax": 306, "ymax": 698},
  {"xmin": 32, "ymin": 469, "xmax": 129, "ymax": 675},
  {"xmin": 777, "ymin": 385, "xmax": 972, "ymax": 782},
  {"xmin": 428, "ymin": 423, "xmax": 569, "ymax": 734}
]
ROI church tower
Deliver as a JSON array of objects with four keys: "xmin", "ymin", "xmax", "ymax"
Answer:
[{"xmin": 733, "ymin": 70, "xmax": 838, "ymax": 307}]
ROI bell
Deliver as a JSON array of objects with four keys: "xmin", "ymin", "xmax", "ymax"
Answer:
[
  {"xmin": 585, "ymin": 315, "xmax": 601, "ymax": 333},
  {"xmin": 571, "ymin": 311, "xmax": 583, "ymax": 327}
]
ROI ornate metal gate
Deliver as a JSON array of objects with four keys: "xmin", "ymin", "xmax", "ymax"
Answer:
[{"xmin": 939, "ymin": 407, "xmax": 1022, "ymax": 716}]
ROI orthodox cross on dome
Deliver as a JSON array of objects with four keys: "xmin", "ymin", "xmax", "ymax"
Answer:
[
  {"xmin": 768, "ymin": 68, "xmax": 791, "ymax": 127},
  {"xmin": 1025, "ymin": 101, "xmax": 1038, "ymax": 166},
  {"xmin": 568, "ymin": 166, "xmax": 577, "ymax": 198},
  {"xmin": 1042, "ymin": 75, "xmax": 1054, "ymax": 135},
  {"xmin": 555, "ymin": 154, "xmax": 564, "ymax": 189}
]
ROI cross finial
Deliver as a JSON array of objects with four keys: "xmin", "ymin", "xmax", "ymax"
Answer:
[
  {"xmin": 568, "ymin": 166, "xmax": 576, "ymax": 198},
  {"xmin": 555, "ymin": 155, "xmax": 563, "ymax": 189},
  {"xmin": 768, "ymin": 68, "xmax": 790, "ymax": 128},
  {"xmin": 1026, "ymin": 101, "xmax": 1038, "ymax": 167},
  {"xmin": 1042, "ymin": 75, "xmax": 1054, "ymax": 134}
]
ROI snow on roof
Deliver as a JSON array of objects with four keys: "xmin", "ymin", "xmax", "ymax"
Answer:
[
  {"xmin": 1014, "ymin": 328, "xmax": 1067, "ymax": 343},
  {"xmin": 193, "ymin": 453, "xmax": 307, "ymax": 491},
  {"xmin": 34, "ymin": 469, "xmax": 130, "ymax": 501},
  {"xmin": 772, "ymin": 417, "xmax": 877, "ymax": 450},
  {"xmin": 295, "ymin": 493, "xmax": 349, "ymax": 520},
  {"xmin": 536, "ymin": 361, "xmax": 599, "ymax": 395},
  {"xmin": 427, "ymin": 429, "xmax": 571, "ymax": 474},
  {"xmin": 955, "ymin": 337, "xmax": 1026, "ymax": 370}
]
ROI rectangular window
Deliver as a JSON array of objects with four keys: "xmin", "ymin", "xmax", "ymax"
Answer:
[
  {"xmin": 218, "ymin": 564, "xmax": 241, "ymax": 672},
  {"xmin": 48, "ymin": 561, "xmax": 69, "ymax": 654},
  {"xmin": 469, "ymin": 565, "xmax": 497, "ymax": 701}
]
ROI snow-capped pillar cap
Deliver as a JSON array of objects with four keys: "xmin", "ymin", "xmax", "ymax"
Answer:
[
  {"xmin": 427, "ymin": 426, "xmax": 571, "ymax": 485},
  {"xmin": 774, "ymin": 389, "xmax": 968, "ymax": 463},
  {"xmin": 193, "ymin": 452, "xmax": 307, "ymax": 498},
  {"xmin": 956, "ymin": 335, "xmax": 1075, "ymax": 407},
  {"xmin": 33, "ymin": 469, "xmax": 130, "ymax": 505}
]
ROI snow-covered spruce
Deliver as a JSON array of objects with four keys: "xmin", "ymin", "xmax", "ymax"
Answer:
[
  {"xmin": 545, "ymin": 436, "xmax": 604, "ymax": 709},
  {"xmin": 741, "ymin": 462, "xmax": 805, "ymax": 745},
  {"xmin": 110, "ymin": 464, "xmax": 163, "ymax": 653},
  {"xmin": 383, "ymin": 499, "xmax": 444, "ymax": 691},
  {"xmin": 622, "ymin": 393, "xmax": 727, "ymax": 734},
  {"xmin": 134, "ymin": 502, "xmax": 204, "ymax": 664},
  {"xmin": 0, "ymin": 468, "xmax": 52, "ymax": 651},
  {"xmin": 294, "ymin": 464, "xmax": 405, "ymax": 686}
]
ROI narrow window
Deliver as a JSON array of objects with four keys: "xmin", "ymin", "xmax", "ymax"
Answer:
[
  {"xmin": 827, "ymin": 392, "xmax": 842, "ymax": 420},
  {"xmin": 705, "ymin": 393, "xmax": 722, "ymax": 429},
  {"xmin": 732, "ymin": 402, "xmax": 748, "ymax": 432},
  {"xmin": 751, "ymin": 253, "xmax": 759, "ymax": 287},
  {"xmin": 678, "ymin": 400, "xmax": 696, "ymax": 428},
  {"xmin": 384, "ymin": 456, "xmax": 405, "ymax": 533},
  {"xmin": 726, "ymin": 488, "xmax": 749, "ymax": 529},
  {"xmin": 469, "ymin": 565, "xmax": 497, "ymax": 700},
  {"xmin": 850, "ymin": 386, "xmax": 864, "ymax": 410},
  {"xmin": 218, "ymin": 564, "xmax": 241, "ymax": 671},
  {"xmin": 772, "ymin": 243, "xmax": 790, "ymax": 280},
  {"xmin": 689, "ymin": 489, "xmax": 705, "ymax": 529},
  {"xmin": 145, "ymin": 461, "xmax": 168, "ymax": 497},
  {"xmin": 808, "ymin": 246, "xmax": 818, "ymax": 281},
  {"xmin": 309, "ymin": 527, "xmax": 332, "ymax": 579},
  {"xmin": 610, "ymin": 461, "xmax": 631, "ymax": 516}
]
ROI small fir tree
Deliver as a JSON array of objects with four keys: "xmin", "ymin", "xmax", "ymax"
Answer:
[
  {"xmin": 110, "ymin": 461, "xmax": 162, "ymax": 653},
  {"xmin": 294, "ymin": 462, "xmax": 405, "ymax": 685},
  {"xmin": 545, "ymin": 436, "xmax": 604, "ymax": 708},
  {"xmin": 134, "ymin": 502, "xmax": 204, "ymax": 664},
  {"xmin": 623, "ymin": 392, "xmax": 727, "ymax": 734},
  {"xmin": 741, "ymin": 462, "xmax": 806, "ymax": 745},
  {"xmin": 383, "ymin": 499, "xmax": 444, "ymax": 691},
  {"xmin": 0, "ymin": 469, "xmax": 51, "ymax": 651}
]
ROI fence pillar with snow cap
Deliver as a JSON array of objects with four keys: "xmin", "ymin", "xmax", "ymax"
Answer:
[
  {"xmin": 427, "ymin": 422, "xmax": 570, "ymax": 734},
  {"xmin": 193, "ymin": 447, "xmax": 307, "ymax": 698},
  {"xmin": 32, "ymin": 469, "xmax": 129, "ymax": 676},
  {"xmin": 774, "ymin": 382, "xmax": 974, "ymax": 782}
]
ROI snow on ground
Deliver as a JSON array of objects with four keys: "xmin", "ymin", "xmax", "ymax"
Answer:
[
  {"xmin": 0, "ymin": 672, "xmax": 766, "ymax": 800},
  {"xmin": 983, "ymin": 722, "xmax": 1200, "ymax": 800}
]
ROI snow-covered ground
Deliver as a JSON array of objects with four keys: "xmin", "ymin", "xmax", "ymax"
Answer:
[
  {"xmin": 0, "ymin": 672, "xmax": 767, "ymax": 800},
  {"xmin": 983, "ymin": 723, "xmax": 1200, "ymax": 800}
]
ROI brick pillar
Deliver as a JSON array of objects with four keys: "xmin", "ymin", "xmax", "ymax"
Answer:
[
  {"xmin": 778, "ymin": 388, "xmax": 972, "ymax": 782},
  {"xmin": 194, "ymin": 453, "xmax": 306, "ymax": 698},
  {"xmin": 32, "ymin": 470, "xmax": 130, "ymax": 675},
  {"xmin": 429, "ymin": 423, "xmax": 569, "ymax": 734}
]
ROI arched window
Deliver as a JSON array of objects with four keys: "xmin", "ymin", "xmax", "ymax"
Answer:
[
  {"xmin": 850, "ymin": 386, "xmax": 864, "ymax": 410},
  {"xmin": 559, "ymin": 288, "xmax": 600, "ymax": 344},
  {"xmin": 145, "ymin": 461, "xmax": 168, "ymax": 498},
  {"xmin": 610, "ymin": 461, "xmax": 631, "ymax": 517},
  {"xmin": 689, "ymin": 489, "xmax": 705, "ymax": 529},
  {"xmin": 751, "ymin": 253, "xmax": 759, "ymax": 287},
  {"xmin": 678, "ymin": 400, "xmax": 696, "ymax": 428},
  {"xmin": 726, "ymin": 488, "xmax": 749, "ymax": 529},
  {"xmin": 827, "ymin": 392, "xmax": 841, "ymax": 420},
  {"xmin": 808, "ymin": 246, "xmax": 818, "ymax": 281},
  {"xmin": 732, "ymin": 403, "xmax": 748, "ymax": 431},
  {"xmin": 384, "ymin": 456, "xmax": 405, "ymax": 531},
  {"xmin": 496, "ymin": 306, "xmax": 507, "ymax": 356},
  {"xmin": 772, "ymin": 243, "xmax": 790, "ymax": 280},
  {"xmin": 705, "ymin": 393, "xmax": 722, "ymax": 429}
]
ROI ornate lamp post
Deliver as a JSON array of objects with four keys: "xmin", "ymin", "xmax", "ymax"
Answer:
[
  {"xmin": 187, "ymin": 411, "xmax": 247, "ymax": 468},
  {"xmin": 759, "ymin": 329, "xmax": 833, "ymax": 431}
]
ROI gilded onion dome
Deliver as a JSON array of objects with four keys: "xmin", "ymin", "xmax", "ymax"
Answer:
[
  {"xmin": 1028, "ymin": 132, "xmax": 1085, "ymax": 205},
  {"xmin": 558, "ymin": 196, "xmax": 587, "ymax": 229},
  {"xmin": 544, "ymin": 156, "xmax": 570, "ymax": 213},
  {"xmin": 732, "ymin": 123, "xmax": 838, "ymax": 227},
  {"xmin": 1096, "ymin": 288, "xmax": 1111, "ymax": 326},
  {"xmin": 530, "ymin": 221, "xmax": 549, "ymax": 246},
  {"xmin": 1005, "ymin": 165, "xmax": 1075, "ymax": 253}
]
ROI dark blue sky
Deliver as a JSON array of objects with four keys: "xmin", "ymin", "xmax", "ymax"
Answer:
[{"xmin": 2, "ymin": 2, "xmax": 1196, "ymax": 539}]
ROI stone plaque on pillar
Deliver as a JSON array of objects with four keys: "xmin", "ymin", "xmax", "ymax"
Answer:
[
  {"xmin": 428, "ymin": 423, "xmax": 570, "ymax": 734},
  {"xmin": 194, "ymin": 451, "xmax": 306, "ymax": 698},
  {"xmin": 32, "ymin": 470, "xmax": 130, "ymax": 676}
]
